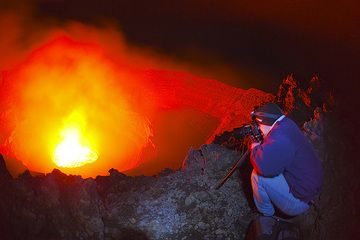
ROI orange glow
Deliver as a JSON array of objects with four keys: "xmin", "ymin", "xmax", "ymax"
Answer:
[
  {"xmin": 0, "ymin": 35, "xmax": 272, "ymax": 177},
  {"xmin": 54, "ymin": 128, "xmax": 98, "ymax": 168},
  {"xmin": 53, "ymin": 111, "xmax": 98, "ymax": 168},
  {"xmin": 0, "ymin": 36, "xmax": 154, "ymax": 177}
]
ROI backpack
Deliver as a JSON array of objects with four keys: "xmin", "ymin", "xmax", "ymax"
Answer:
[{"xmin": 246, "ymin": 216, "xmax": 301, "ymax": 240}]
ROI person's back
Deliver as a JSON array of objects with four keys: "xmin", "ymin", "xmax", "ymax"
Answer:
[{"xmin": 273, "ymin": 117, "xmax": 323, "ymax": 203}]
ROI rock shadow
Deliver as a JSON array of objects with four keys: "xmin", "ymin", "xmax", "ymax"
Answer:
[
  {"xmin": 237, "ymin": 158, "xmax": 256, "ymax": 210},
  {"xmin": 115, "ymin": 228, "xmax": 150, "ymax": 240}
]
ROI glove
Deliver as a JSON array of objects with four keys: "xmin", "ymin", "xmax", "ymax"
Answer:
[
  {"xmin": 244, "ymin": 135, "xmax": 260, "ymax": 150},
  {"xmin": 250, "ymin": 142, "xmax": 261, "ymax": 150}
]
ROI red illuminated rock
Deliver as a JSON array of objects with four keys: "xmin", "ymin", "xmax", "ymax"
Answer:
[
  {"xmin": 0, "ymin": 37, "xmax": 273, "ymax": 177},
  {"xmin": 139, "ymin": 69, "xmax": 274, "ymax": 141},
  {"xmin": 0, "ymin": 73, "xmax": 335, "ymax": 240}
]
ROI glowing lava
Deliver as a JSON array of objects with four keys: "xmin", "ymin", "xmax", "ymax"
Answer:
[
  {"xmin": 0, "ymin": 35, "xmax": 273, "ymax": 177},
  {"xmin": 54, "ymin": 128, "xmax": 98, "ymax": 168},
  {"xmin": 0, "ymin": 36, "xmax": 154, "ymax": 177},
  {"xmin": 52, "ymin": 110, "xmax": 98, "ymax": 168}
]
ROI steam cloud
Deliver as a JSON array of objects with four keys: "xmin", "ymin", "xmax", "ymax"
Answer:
[{"xmin": 0, "ymin": 8, "xmax": 223, "ymax": 177}]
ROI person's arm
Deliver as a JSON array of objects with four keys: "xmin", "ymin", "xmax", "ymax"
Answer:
[
  {"xmin": 250, "ymin": 142, "xmax": 260, "ymax": 150},
  {"xmin": 250, "ymin": 134, "xmax": 294, "ymax": 177}
]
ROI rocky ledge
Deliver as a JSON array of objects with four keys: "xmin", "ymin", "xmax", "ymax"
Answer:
[
  {"xmin": 1, "ymin": 75, "xmax": 349, "ymax": 240},
  {"xmin": 0, "ymin": 144, "xmax": 255, "ymax": 240}
]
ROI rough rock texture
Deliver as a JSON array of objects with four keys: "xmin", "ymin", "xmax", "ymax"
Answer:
[
  {"xmin": 0, "ymin": 144, "xmax": 253, "ymax": 240},
  {"xmin": 275, "ymin": 74, "xmax": 334, "ymax": 126},
  {"xmin": 140, "ymin": 70, "xmax": 274, "ymax": 142},
  {"xmin": 0, "ymin": 75, "xmax": 349, "ymax": 240}
]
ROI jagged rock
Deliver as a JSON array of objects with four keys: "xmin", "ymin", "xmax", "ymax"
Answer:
[
  {"xmin": 0, "ymin": 76, "xmax": 338, "ymax": 239},
  {"xmin": 0, "ymin": 144, "xmax": 253, "ymax": 240},
  {"xmin": 18, "ymin": 169, "xmax": 33, "ymax": 180},
  {"xmin": 0, "ymin": 155, "xmax": 11, "ymax": 180},
  {"xmin": 275, "ymin": 74, "xmax": 334, "ymax": 126}
]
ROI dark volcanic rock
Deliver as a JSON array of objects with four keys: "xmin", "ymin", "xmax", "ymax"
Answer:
[
  {"xmin": 0, "ymin": 166, "xmax": 106, "ymax": 239},
  {"xmin": 275, "ymin": 74, "xmax": 334, "ymax": 126},
  {"xmin": 0, "ymin": 144, "xmax": 253, "ymax": 240},
  {"xmin": 0, "ymin": 75, "xmax": 339, "ymax": 239},
  {"xmin": 101, "ymin": 144, "xmax": 253, "ymax": 240},
  {"xmin": 0, "ymin": 154, "xmax": 11, "ymax": 180}
]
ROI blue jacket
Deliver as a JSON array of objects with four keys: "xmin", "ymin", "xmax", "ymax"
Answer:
[{"xmin": 250, "ymin": 117, "xmax": 323, "ymax": 203}]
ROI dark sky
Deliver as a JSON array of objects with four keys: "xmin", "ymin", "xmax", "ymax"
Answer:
[{"xmin": 2, "ymin": 0, "xmax": 360, "ymax": 98}]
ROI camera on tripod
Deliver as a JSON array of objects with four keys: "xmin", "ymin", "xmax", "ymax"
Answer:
[
  {"xmin": 213, "ymin": 111, "xmax": 264, "ymax": 190},
  {"xmin": 213, "ymin": 114, "xmax": 263, "ymax": 150},
  {"xmin": 240, "ymin": 122, "xmax": 263, "ymax": 144}
]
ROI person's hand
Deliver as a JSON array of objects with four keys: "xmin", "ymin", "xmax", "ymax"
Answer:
[
  {"xmin": 250, "ymin": 142, "xmax": 260, "ymax": 150},
  {"xmin": 244, "ymin": 135, "xmax": 261, "ymax": 150}
]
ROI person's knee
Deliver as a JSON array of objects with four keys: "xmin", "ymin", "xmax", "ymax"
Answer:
[
  {"xmin": 251, "ymin": 171, "xmax": 260, "ymax": 191},
  {"xmin": 251, "ymin": 170, "xmax": 259, "ymax": 185}
]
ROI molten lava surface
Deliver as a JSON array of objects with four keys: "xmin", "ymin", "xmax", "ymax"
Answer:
[
  {"xmin": 53, "ymin": 111, "xmax": 98, "ymax": 168},
  {"xmin": 0, "ymin": 37, "xmax": 154, "ymax": 177},
  {"xmin": 0, "ymin": 36, "xmax": 273, "ymax": 177}
]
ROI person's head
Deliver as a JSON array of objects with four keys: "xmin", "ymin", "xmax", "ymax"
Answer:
[{"xmin": 251, "ymin": 103, "xmax": 284, "ymax": 136}]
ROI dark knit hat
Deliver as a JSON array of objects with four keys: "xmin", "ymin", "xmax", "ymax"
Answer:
[{"xmin": 251, "ymin": 103, "xmax": 283, "ymax": 126}]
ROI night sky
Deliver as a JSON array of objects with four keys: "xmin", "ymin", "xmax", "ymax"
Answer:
[
  {"xmin": 0, "ymin": 0, "xmax": 357, "ymax": 139},
  {"xmin": 31, "ymin": 0, "xmax": 359, "ymax": 94},
  {"xmin": 1, "ymin": 1, "xmax": 358, "ymax": 93}
]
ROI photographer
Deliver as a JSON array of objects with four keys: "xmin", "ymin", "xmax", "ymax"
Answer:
[{"xmin": 249, "ymin": 103, "xmax": 323, "ymax": 217}]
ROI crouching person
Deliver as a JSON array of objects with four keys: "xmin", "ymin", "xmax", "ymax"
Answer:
[{"xmin": 249, "ymin": 103, "xmax": 323, "ymax": 218}]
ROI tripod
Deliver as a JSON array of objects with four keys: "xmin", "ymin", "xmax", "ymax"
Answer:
[{"xmin": 214, "ymin": 149, "xmax": 250, "ymax": 189}]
